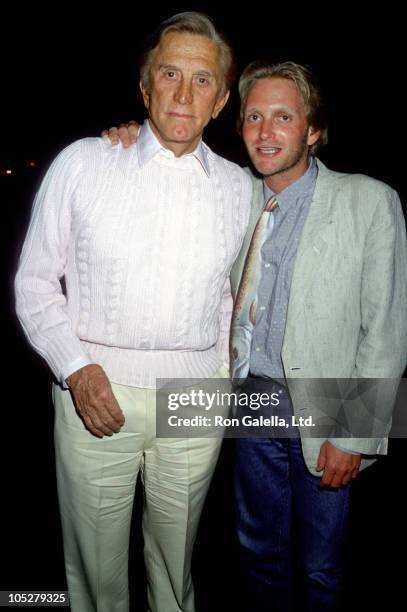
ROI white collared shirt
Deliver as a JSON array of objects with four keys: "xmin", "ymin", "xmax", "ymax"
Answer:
[{"xmin": 137, "ymin": 119, "xmax": 211, "ymax": 176}]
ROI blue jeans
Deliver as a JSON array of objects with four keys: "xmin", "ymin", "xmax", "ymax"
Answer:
[{"xmin": 235, "ymin": 382, "xmax": 351, "ymax": 612}]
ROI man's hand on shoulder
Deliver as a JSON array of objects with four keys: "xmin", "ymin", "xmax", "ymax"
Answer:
[
  {"xmin": 101, "ymin": 120, "xmax": 140, "ymax": 147},
  {"xmin": 66, "ymin": 364, "xmax": 125, "ymax": 437},
  {"xmin": 316, "ymin": 440, "xmax": 361, "ymax": 488}
]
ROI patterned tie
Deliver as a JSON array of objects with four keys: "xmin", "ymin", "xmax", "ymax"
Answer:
[{"xmin": 231, "ymin": 195, "xmax": 278, "ymax": 381}]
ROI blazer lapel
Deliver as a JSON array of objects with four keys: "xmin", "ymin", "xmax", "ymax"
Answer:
[{"xmin": 286, "ymin": 161, "xmax": 341, "ymax": 322}]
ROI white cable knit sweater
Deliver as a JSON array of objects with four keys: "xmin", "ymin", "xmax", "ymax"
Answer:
[{"xmin": 15, "ymin": 124, "xmax": 252, "ymax": 388}]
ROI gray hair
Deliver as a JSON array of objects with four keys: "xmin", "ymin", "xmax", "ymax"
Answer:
[
  {"xmin": 238, "ymin": 60, "xmax": 328, "ymax": 154},
  {"xmin": 140, "ymin": 12, "xmax": 235, "ymax": 98}
]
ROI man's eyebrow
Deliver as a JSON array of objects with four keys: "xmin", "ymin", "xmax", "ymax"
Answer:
[
  {"xmin": 245, "ymin": 105, "xmax": 294, "ymax": 114},
  {"xmin": 158, "ymin": 64, "xmax": 214, "ymax": 77},
  {"xmin": 244, "ymin": 106, "xmax": 265, "ymax": 115},
  {"xmin": 158, "ymin": 64, "xmax": 179, "ymax": 71}
]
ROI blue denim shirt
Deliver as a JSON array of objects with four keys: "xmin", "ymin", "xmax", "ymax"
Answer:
[{"xmin": 250, "ymin": 157, "xmax": 318, "ymax": 380}]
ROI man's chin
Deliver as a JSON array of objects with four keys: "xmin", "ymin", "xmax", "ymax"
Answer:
[
  {"xmin": 166, "ymin": 128, "xmax": 197, "ymax": 143},
  {"xmin": 252, "ymin": 160, "xmax": 282, "ymax": 177},
  {"xmin": 172, "ymin": 133, "xmax": 193, "ymax": 143}
]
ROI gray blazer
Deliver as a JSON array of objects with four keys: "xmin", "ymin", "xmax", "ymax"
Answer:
[{"xmin": 230, "ymin": 160, "xmax": 407, "ymax": 475}]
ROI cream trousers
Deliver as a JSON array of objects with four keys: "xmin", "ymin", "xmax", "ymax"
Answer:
[{"xmin": 53, "ymin": 367, "xmax": 229, "ymax": 612}]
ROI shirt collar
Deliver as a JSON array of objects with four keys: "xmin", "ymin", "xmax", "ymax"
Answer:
[
  {"xmin": 137, "ymin": 119, "xmax": 210, "ymax": 176},
  {"xmin": 263, "ymin": 156, "xmax": 318, "ymax": 210}
]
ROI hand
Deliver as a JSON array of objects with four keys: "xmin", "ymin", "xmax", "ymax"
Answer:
[
  {"xmin": 316, "ymin": 440, "xmax": 361, "ymax": 488},
  {"xmin": 101, "ymin": 120, "xmax": 140, "ymax": 147},
  {"xmin": 66, "ymin": 364, "xmax": 125, "ymax": 437}
]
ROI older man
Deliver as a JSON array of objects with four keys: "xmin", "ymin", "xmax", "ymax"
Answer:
[{"xmin": 15, "ymin": 12, "xmax": 252, "ymax": 612}]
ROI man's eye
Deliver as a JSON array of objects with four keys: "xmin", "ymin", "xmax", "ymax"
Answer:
[
  {"xmin": 280, "ymin": 114, "xmax": 290, "ymax": 122},
  {"xmin": 162, "ymin": 70, "xmax": 177, "ymax": 79},
  {"xmin": 246, "ymin": 114, "xmax": 260, "ymax": 122},
  {"xmin": 196, "ymin": 76, "xmax": 209, "ymax": 85}
]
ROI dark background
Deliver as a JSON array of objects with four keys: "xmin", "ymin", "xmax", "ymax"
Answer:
[{"xmin": 1, "ymin": 4, "xmax": 405, "ymax": 610}]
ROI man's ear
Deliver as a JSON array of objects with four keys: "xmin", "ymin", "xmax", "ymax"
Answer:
[
  {"xmin": 307, "ymin": 125, "xmax": 321, "ymax": 147},
  {"xmin": 139, "ymin": 80, "xmax": 150, "ymax": 110},
  {"xmin": 212, "ymin": 89, "xmax": 230, "ymax": 119}
]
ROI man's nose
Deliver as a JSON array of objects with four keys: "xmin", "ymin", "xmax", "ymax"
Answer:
[
  {"xmin": 175, "ymin": 79, "xmax": 193, "ymax": 104},
  {"xmin": 259, "ymin": 119, "xmax": 275, "ymax": 140}
]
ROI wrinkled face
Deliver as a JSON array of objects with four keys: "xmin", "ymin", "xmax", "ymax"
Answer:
[
  {"xmin": 140, "ymin": 32, "xmax": 229, "ymax": 156},
  {"xmin": 242, "ymin": 77, "xmax": 320, "ymax": 192}
]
